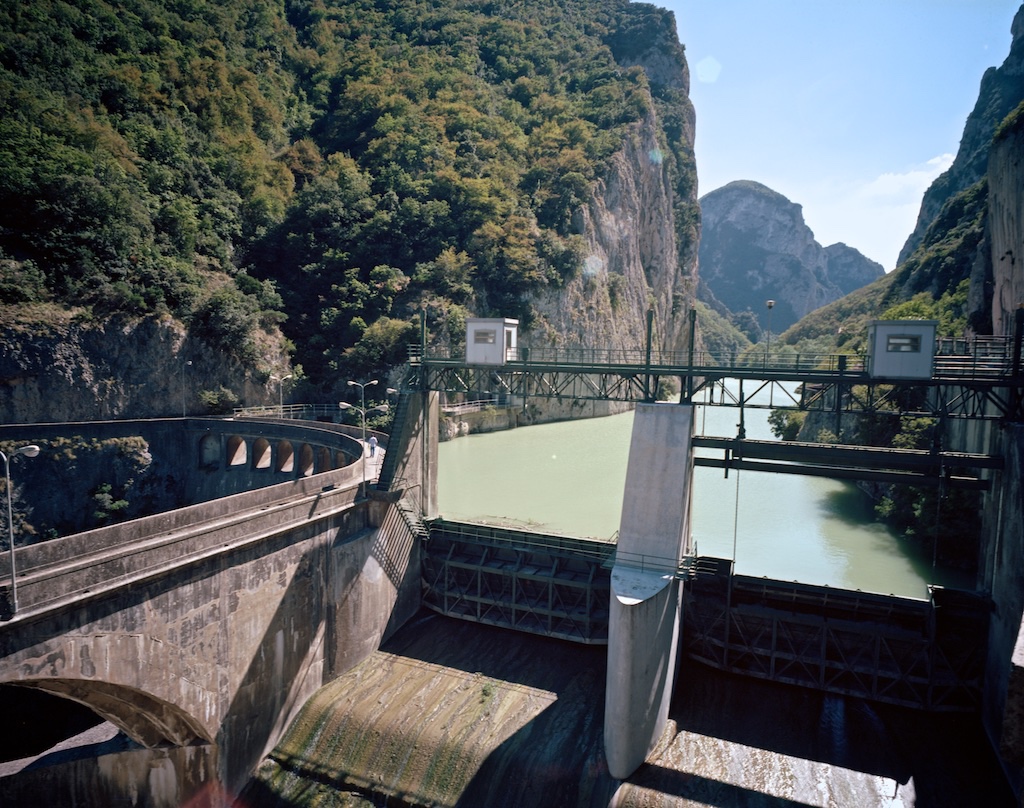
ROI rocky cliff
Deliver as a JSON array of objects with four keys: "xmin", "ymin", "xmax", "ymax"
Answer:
[
  {"xmin": 988, "ymin": 110, "xmax": 1024, "ymax": 336},
  {"xmin": 0, "ymin": 308, "xmax": 274, "ymax": 423},
  {"xmin": 899, "ymin": 5, "xmax": 1024, "ymax": 266},
  {"xmin": 697, "ymin": 180, "xmax": 883, "ymax": 333},
  {"xmin": 531, "ymin": 8, "xmax": 696, "ymax": 356}
]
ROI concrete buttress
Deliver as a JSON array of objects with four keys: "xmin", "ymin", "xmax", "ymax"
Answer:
[{"xmin": 604, "ymin": 403, "xmax": 694, "ymax": 779}]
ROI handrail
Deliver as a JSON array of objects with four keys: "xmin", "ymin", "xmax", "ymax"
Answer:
[{"xmin": 410, "ymin": 340, "xmax": 1021, "ymax": 381}]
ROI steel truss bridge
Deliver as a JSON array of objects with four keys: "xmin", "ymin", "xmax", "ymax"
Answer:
[
  {"xmin": 407, "ymin": 339, "xmax": 1024, "ymax": 423},
  {"xmin": 405, "ymin": 323, "xmax": 1023, "ymax": 491}
]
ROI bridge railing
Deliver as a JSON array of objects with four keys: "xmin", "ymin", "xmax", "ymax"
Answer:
[
  {"xmin": 441, "ymin": 398, "xmax": 500, "ymax": 416},
  {"xmin": 691, "ymin": 351, "xmax": 866, "ymax": 373},
  {"xmin": 933, "ymin": 335, "xmax": 1016, "ymax": 378},
  {"xmin": 413, "ymin": 344, "xmax": 868, "ymax": 373},
  {"xmin": 233, "ymin": 403, "xmax": 339, "ymax": 419},
  {"xmin": 411, "ymin": 336, "xmax": 1020, "ymax": 382}
]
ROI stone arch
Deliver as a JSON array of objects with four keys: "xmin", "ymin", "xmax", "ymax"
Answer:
[
  {"xmin": 252, "ymin": 437, "xmax": 272, "ymax": 470},
  {"xmin": 199, "ymin": 433, "xmax": 220, "ymax": 469},
  {"xmin": 277, "ymin": 440, "xmax": 294, "ymax": 473},
  {"xmin": 298, "ymin": 443, "xmax": 314, "ymax": 477},
  {"xmin": 226, "ymin": 435, "xmax": 247, "ymax": 466},
  {"xmin": 12, "ymin": 679, "xmax": 212, "ymax": 749},
  {"xmin": 317, "ymin": 446, "xmax": 333, "ymax": 472}
]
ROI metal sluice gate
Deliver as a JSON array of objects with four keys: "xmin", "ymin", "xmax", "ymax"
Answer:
[{"xmin": 420, "ymin": 523, "xmax": 990, "ymax": 711}]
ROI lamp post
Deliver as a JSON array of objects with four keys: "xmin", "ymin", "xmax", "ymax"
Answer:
[
  {"xmin": 180, "ymin": 359, "xmax": 192, "ymax": 417},
  {"xmin": 270, "ymin": 374, "xmax": 293, "ymax": 416},
  {"xmin": 341, "ymin": 379, "xmax": 390, "ymax": 497},
  {"xmin": 765, "ymin": 300, "xmax": 775, "ymax": 363},
  {"xmin": 3, "ymin": 444, "xmax": 39, "ymax": 617}
]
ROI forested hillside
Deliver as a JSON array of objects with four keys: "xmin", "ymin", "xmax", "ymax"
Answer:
[{"xmin": 0, "ymin": 0, "xmax": 697, "ymax": 401}]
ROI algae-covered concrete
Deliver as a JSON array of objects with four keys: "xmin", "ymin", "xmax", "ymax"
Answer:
[{"xmin": 244, "ymin": 611, "xmax": 1014, "ymax": 807}]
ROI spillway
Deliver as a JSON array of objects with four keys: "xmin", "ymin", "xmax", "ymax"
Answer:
[{"xmin": 243, "ymin": 610, "xmax": 1013, "ymax": 807}]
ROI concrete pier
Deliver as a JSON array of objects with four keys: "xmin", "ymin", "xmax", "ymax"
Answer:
[{"xmin": 604, "ymin": 403, "xmax": 694, "ymax": 779}]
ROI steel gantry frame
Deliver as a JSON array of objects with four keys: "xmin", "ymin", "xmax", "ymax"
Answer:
[
  {"xmin": 406, "ymin": 353, "xmax": 1024, "ymax": 422},
  {"xmin": 404, "ymin": 306, "xmax": 1024, "ymax": 422}
]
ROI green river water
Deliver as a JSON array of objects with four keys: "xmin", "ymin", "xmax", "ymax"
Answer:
[{"xmin": 438, "ymin": 394, "xmax": 975, "ymax": 598}]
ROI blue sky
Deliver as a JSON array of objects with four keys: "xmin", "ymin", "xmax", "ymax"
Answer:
[{"xmin": 661, "ymin": 0, "xmax": 1021, "ymax": 270}]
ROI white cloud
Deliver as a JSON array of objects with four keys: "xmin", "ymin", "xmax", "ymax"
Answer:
[
  {"xmin": 858, "ymin": 154, "xmax": 954, "ymax": 201},
  {"xmin": 798, "ymin": 154, "xmax": 955, "ymax": 271}
]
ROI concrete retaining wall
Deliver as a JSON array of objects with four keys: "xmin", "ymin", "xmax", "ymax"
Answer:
[{"xmin": 0, "ymin": 412, "xmax": 429, "ymax": 806}]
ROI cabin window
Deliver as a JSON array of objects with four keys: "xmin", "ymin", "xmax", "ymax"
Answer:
[
  {"xmin": 473, "ymin": 329, "xmax": 496, "ymax": 344},
  {"xmin": 886, "ymin": 335, "xmax": 921, "ymax": 353}
]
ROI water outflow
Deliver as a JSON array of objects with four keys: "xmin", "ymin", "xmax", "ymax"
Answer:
[
  {"xmin": 438, "ymin": 392, "xmax": 973, "ymax": 596},
  {"xmin": 245, "ymin": 612, "xmax": 1014, "ymax": 807}
]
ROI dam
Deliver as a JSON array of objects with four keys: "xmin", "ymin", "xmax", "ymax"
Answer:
[{"xmin": 1, "ymin": 324, "xmax": 1023, "ymax": 805}]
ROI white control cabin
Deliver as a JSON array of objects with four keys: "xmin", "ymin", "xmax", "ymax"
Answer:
[
  {"xmin": 465, "ymin": 318, "xmax": 519, "ymax": 365},
  {"xmin": 866, "ymin": 320, "xmax": 937, "ymax": 379}
]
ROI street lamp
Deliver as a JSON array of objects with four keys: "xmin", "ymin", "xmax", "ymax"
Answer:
[
  {"xmin": 270, "ymin": 374, "xmax": 293, "ymax": 415},
  {"xmin": 180, "ymin": 359, "xmax": 192, "ymax": 417},
  {"xmin": 341, "ymin": 379, "xmax": 390, "ymax": 497},
  {"xmin": 3, "ymin": 444, "xmax": 39, "ymax": 617},
  {"xmin": 765, "ymin": 300, "xmax": 775, "ymax": 363}
]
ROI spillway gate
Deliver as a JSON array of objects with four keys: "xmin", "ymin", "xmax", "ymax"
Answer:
[
  {"xmin": 683, "ymin": 557, "xmax": 989, "ymax": 712},
  {"xmin": 421, "ymin": 520, "xmax": 613, "ymax": 644},
  {"xmin": 420, "ymin": 523, "xmax": 990, "ymax": 712}
]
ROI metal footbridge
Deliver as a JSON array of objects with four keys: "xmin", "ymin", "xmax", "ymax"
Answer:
[
  {"xmin": 406, "ymin": 312, "xmax": 1023, "ymax": 491},
  {"xmin": 408, "ymin": 337, "xmax": 1024, "ymax": 422}
]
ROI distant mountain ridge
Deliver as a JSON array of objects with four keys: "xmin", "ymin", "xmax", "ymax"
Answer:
[{"xmin": 697, "ymin": 180, "xmax": 884, "ymax": 334}]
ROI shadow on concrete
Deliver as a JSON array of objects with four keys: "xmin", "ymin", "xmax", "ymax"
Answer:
[
  {"xmin": 367, "ymin": 612, "xmax": 1015, "ymax": 807},
  {"xmin": 668, "ymin": 657, "xmax": 1015, "ymax": 807}
]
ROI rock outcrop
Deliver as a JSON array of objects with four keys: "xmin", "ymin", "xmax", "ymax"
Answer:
[
  {"xmin": 531, "ymin": 112, "xmax": 694, "ymax": 355},
  {"xmin": 697, "ymin": 180, "xmax": 883, "ymax": 333},
  {"xmin": 988, "ymin": 107, "xmax": 1024, "ymax": 337},
  {"xmin": 899, "ymin": 4, "xmax": 1024, "ymax": 266},
  {"xmin": 0, "ymin": 310, "xmax": 270, "ymax": 423},
  {"xmin": 530, "ymin": 9, "xmax": 697, "ymax": 356}
]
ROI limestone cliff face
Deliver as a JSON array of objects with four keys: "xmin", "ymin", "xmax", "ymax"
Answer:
[
  {"xmin": 988, "ymin": 120, "xmax": 1024, "ymax": 336},
  {"xmin": 698, "ymin": 181, "xmax": 883, "ymax": 333},
  {"xmin": 529, "ymin": 11, "xmax": 696, "ymax": 356},
  {"xmin": 531, "ymin": 114, "xmax": 693, "ymax": 355},
  {"xmin": 0, "ymin": 311, "xmax": 269, "ymax": 423}
]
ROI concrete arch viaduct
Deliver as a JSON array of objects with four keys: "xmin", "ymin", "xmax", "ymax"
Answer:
[{"xmin": 0, "ymin": 393, "xmax": 438, "ymax": 805}]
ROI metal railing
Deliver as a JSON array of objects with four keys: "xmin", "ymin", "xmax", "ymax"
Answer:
[
  {"xmin": 412, "ymin": 338, "xmax": 1020, "ymax": 380},
  {"xmin": 233, "ymin": 403, "xmax": 339, "ymax": 419},
  {"xmin": 440, "ymin": 398, "xmax": 500, "ymax": 416}
]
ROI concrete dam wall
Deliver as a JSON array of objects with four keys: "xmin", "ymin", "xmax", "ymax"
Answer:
[{"xmin": 242, "ymin": 610, "xmax": 1013, "ymax": 807}]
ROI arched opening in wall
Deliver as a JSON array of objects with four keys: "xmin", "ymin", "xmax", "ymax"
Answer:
[
  {"xmin": 2, "ymin": 679, "xmax": 211, "ymax": 751},
  {"xmin": 0, "ymin": 684, "xmax": 105, "ymax": 764},
  {"xmin": 277, "ymin": 440, "xmax": 294, "ymax": 473},
  {"xmin": 227, "ymin": 435, "xmax": 247, "ymax": 466},
  {"xmin": 199, "ymin": 433, "xmax": 220, "ymax": 469},
  {"xmin": 253, "ymin": 438, "xmax": 272, "ymax": 470},
  {"xmin": 317, "ymin": 447, "xmax": 332, "ymax": 472},
  {"xmin": 299, "ymin": 443, "xmax": 314, "ymax": 477},
  {"xmin": 336, "ymin": 449, "xmax": 352, "ymax": 469}
]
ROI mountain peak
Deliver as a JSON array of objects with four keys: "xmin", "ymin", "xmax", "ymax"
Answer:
[{"xmin": 698, "ymin": 182, "xmax": 883, "ymax": 333}]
